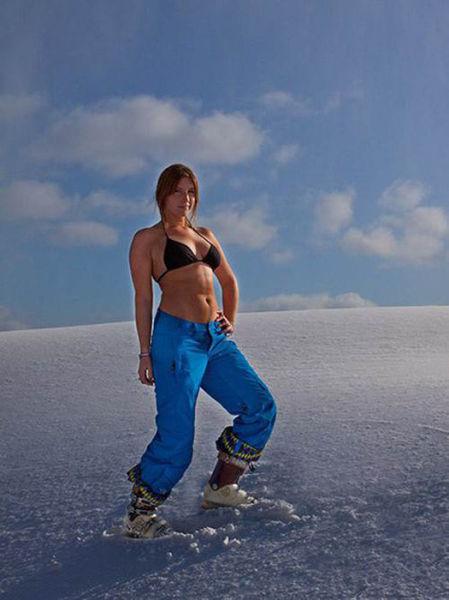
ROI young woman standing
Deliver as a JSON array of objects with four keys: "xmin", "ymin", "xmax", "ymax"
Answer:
[{"xmin": 125, "ymin": 163, "xmax": 277, "ymax": 537}]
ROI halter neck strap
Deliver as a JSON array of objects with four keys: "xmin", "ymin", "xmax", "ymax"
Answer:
[{"xmin": 161, "ymin": 219, "xmax": 193, "ymax": 237}]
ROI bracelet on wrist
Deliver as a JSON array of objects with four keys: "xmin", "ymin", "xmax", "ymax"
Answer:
[{"xmin": 139, "ymin": 351, "xmax": 150, "ymax": 359}]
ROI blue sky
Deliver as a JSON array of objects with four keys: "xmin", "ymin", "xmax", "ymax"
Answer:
[{"xmin": 1, "ymin": 0, "xmax": 449, "ymax": 330}]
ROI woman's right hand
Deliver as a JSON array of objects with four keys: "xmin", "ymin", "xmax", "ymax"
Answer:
[{"xmin": 138, "ymin": 356, "xmax": 155, "ymax": 386}]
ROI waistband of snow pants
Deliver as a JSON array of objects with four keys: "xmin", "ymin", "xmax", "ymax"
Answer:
[{"xmin": 154, "ymin": 307, "xmax": 222, "ymax": 333}]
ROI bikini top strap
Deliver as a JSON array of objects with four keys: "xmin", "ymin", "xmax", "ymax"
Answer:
[
  {"xmin": 161, "ymin": 220, "xmax": 211, "ymax": 248},
  {"xmin": 191, "ymin": 225, "xmax": 212, "ymax": 246}
]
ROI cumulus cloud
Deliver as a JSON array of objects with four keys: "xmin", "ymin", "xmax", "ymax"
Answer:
[
  {"xmin": 0, "ymin": 305, "xmax": 30, "ymax": 331},
  {"xmin": 0, "ymin": 180, "xmax": 71, "ymax": 220},
  {"xmin": 322, "ymin": 85, "xmax": 364, "ymax": 114},
  {"xmin": 407, "ymin": 206, "xmax": 449, "ymax": 236},
  {"xmin": 205, "ymin": 204, "xmax": 277, "ymax": 249},
  {"xmin": 192, "ymin": 112, "xmax": 263, "ymax": 163},
  {"xmin": 84, "ymin": 190, "xmax": 151, "ymax": 218},
  {"xmin": 272, "ymin": 143, "xmax": 300, "ymax": 166},
  {"xmin": 314, "ymin": 189, "xmax": 354, "ymax": 235},
  {"xmin": 30, "ymin": 95, "xmax": 264, "ymax": 177},
  {"xmin": 342, "ymin": 227, "xmax": 397, "ymax": 258},
  {"xmin": 269, "ymin": 249, "xmax": 295, "ymax": 264},
  {"xmin": 379, "ymin": 180, "xmax": 430, "ymax": 212},
  {"xmin": 240, "ymin": 292, "xmax": 375, "ymax": 312},
  {"xmin": 260, "ymin": 85, "xmax": 363, "ymax": 117},
  {"xmin": 259, "ymin": 91, "xmax": 314, "ymax": 116},
  {"xmin": 259, "ymin": 91, "xmax": 294, "ymax": 108},
  {"xmin": 0, "ymin": 179, "xmax": 153, "ymax": 223},
  {"xmin": 341, "ymin": 180, "xmax": 449, "ymax": 266},
  {"xmin": 47, "ymin": 221, "xmax": 119, "ymax": 246}
]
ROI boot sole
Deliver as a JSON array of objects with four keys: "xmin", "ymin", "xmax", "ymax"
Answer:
[
  {"xmin": 124, "ymin": 522, "xmax": 169, "ymax": 538},
  {"xmin": 201, "ymin": 498, "xmax": 258, "ymax": 510},
  {"xmin": 201, "ymin": 500, "xmax": 221, "ymax": 510}
]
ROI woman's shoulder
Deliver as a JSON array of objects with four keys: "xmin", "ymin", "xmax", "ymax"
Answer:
[
  {"xmin": 195, "ymin": 225, "xmax": 219, "ymax": 245},
  {"xmin": 195, "ymin": 224, "xmax": 214, "ymax": 236},
  {"xmin": 132, "ymin": 223, "xmax": 164, "ymax": 243}
]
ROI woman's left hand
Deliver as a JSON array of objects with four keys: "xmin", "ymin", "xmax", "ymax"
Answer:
[{"xmin": 215, "ymin": 310, "xmax": 234, "ymax": 336}]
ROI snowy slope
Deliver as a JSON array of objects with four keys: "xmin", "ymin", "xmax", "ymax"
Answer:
[{"xmin": 1, "ymin": 306, "xmax": 449, "ymax": 599}]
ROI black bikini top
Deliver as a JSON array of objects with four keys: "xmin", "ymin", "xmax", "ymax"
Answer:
[{"xmin": 156, "ymin": 221, "xmax": 221, "ymax": 284}]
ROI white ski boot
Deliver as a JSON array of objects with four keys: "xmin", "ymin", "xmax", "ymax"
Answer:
[
  {"xmin": 201, "ymin": 452, "xmax": 258, "ymax": 509},
  {"xmin": 124, "ymin": 487, "xmax": 170, "ymax": 538},
  {"xmin": 124, "ymin": 510, "xmax": 169, "ymax": 538},
  {"xmin": 201, "ymin": 481, "xmax": 257, "ymax": 509}
]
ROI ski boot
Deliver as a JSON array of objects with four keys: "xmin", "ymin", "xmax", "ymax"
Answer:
[
  {"xmin": 124, "ymin": 485, "xmax": 169, "ymax": 538},
  {"xmin": 201, "ymin": 452, "xmax": 257, "ymax": 509}
]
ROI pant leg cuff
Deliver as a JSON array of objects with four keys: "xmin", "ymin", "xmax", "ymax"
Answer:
[
  {"xmin": 217, "ymin": 450, "xmax": 250, "ymax": 472},
  {"xmin": 127, "ymin": 464, "xmax": 170, "ymax": 506},
  {"xmin": 215, "ymin": 426, "xmax": 263, "ymax": 463}
]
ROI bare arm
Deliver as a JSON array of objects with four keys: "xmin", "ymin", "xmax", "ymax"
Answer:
[
  {"xmin": 221, "ymin": 282, "xmax": 239, "ymax": 328},
  {"xmin": 129, "ymin": 229, "xmax": 153, "ymax": 353}
]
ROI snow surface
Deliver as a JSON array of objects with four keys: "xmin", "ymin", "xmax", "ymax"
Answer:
[{"xmin": 1, "ymin": 306, "xmax": 449, "ymax": 599}]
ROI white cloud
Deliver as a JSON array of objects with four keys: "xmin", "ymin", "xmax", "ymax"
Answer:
[
  {"xmin": 260, "ymin": 85, "xmax": 363, "ymax": 117},
  {"xmin": 341, "ymin": 180, "xmax": 449, "ymax": 266},
  {"xmin": 314, "ymin": 189, "xmax": 354, "ymax": 234},
  {"xmin": 407, "ymin": 206, "xmax": 448, "ymax": 236},
  {"xmin": 259, "ymin": 91, "xmax": 294, "ymax": 108},
  {"xmin": 342, "ymin": 227, "xmax": 397, "ymax": 258},
  {"xmin": 0, "ymin": 305, "xmax": 30, "ymax": 331},
  {"xmin": 269, "ymin": 249, "xmax": 295, "ymax": 264},
  {"xmin": 322, "ymin": 85, "xmax": 364, "ymax": 114},
  {"xmin": 47, "ymin": 221, "xmax": 119, "ymax": 246},
  {"xmin": 405, "ymin": 206, "xmax": 448, "ymax": 236},
  {"xmin": 0, "ymin": 180, "xmax": 71, "ymax": 220},
  {"xmin": 30, "ymin": 96, "xmax": 264, "ymax": 177},
  {"xmin": 379, "ymin": 179, "xmax": 430, "ymax": 212},
  {"xmin": 205, "ymin": 204, "xmax": 277, "ymax": 249},
  {"xmin": 0, "ymin": 93, "xmax": 46, "ymax": 121},
  {"xmin": 240, "ymin": 292, "xmax": 375, "ymax": 312},
  {"xmin": 272, "ymin": 143, "xmax": 300, "ymax": 166},
  {"xmin": 0, "ymin": 179, "xmax": 154, "ymax": 224},
  {"xmin": 259, "ymin": 91, "xmax": 314, "ymax": 116},
  {"xmin": 84, "ymin": 190, "xmax": 151, "ymax": 218},
  {"xmin": 192, "ymin": 112, "xmax": 263, "ymax": 164},
  {"xmin": 228, "ymin": 175, "xmax": 260, "ymax": 190},
  {"xmin": 395, "ymin": 231, "xmax": 445, "ymax": 264}
]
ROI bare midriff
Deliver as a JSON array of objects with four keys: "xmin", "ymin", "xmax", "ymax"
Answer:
[
  {"xmin": 158, "ymin": 264, "xmax": 220, "ymax": 323},
  {"xmin": 149, "ymin": 222, "xmax": 220, "ymax": 324}
]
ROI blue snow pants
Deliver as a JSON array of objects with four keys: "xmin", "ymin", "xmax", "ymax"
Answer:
[{"xmin": 127, "ymin": 307, "xmax": 277, "ymax": 505}]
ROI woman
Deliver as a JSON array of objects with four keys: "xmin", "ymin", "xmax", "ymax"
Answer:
[{"xmin": 125, "ymin": 163, "xmax": 277, "ymax": 538}]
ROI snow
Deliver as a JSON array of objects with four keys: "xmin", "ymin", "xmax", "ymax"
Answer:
[{"xmin": 1, "ymin": 306, "xmax": 449, "ymax": 599}]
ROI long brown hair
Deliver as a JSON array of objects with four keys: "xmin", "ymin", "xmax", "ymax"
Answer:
[{"xmin": 155, "ymin": 163, "xmax": 200, "ymax": 227}]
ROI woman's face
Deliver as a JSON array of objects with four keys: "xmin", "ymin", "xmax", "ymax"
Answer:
[{"xmin": 164, "ymin": 176, "xmax": 196, "ymax": 219}]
